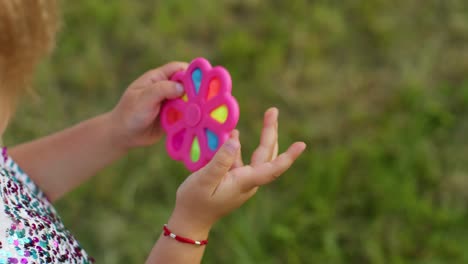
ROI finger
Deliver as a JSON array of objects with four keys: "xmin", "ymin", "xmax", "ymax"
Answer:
[
  {"xmin": 272, "ymin": 121, "xmax": 279, "ymax": 160},
  {"xmin": 198, "ymin": 138, "xmax": 240, "ymax": 186},
  {"xmin": 250, "ymin": 108, "xmax": 279, "ymax": 165},
  {"xmin": 231, "ymin": 130, "xmax": 244, "ymax": 168},
  {"xmin": 143, "ymin": 80, "xmax": 185, "ymax": 105},
  {"xmin": 272, "ymin": 141, "xmax": 279, "ymax": 160},
  {"xmin": 236, "ymin": 142, "xmax": 306, "ymax": 192},
  {"xmin": 142, "ymin": 62, "xmax": 189, "ymax": 86}
]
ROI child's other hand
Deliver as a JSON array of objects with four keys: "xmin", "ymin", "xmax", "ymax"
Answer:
[
  {"xmin": 110, "ymin": 62, "xmax": 188, "ymax": 149},
  {"xmin": 167, "ymin": 108, "xmax": 306, "ymax": 237}
]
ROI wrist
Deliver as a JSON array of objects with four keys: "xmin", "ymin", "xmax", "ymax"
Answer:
[
  {"xmin": 101, "ymin": 112, "xmax": 131, "ymax": 154},
  {"xmin": 167, "ymin": 209, "xmax": 213, "ymax": 240}
]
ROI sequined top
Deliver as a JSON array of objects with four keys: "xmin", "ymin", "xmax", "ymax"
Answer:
[{"xmin": 0, "ymin": 147, "xmax": 94, "ymax": 263}]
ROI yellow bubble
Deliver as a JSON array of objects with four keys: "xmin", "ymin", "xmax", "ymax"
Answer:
[{"xmin": 210, "ymin": 105, "xmax": 228, "ymax": 123}]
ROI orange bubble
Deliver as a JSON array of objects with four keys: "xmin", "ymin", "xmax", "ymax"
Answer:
[{"xmin": 207, "ymin": 78, "xmax": 220, "ymax": 100}]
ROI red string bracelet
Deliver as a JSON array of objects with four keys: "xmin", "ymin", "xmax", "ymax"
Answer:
[{"xmin": 163, "ymin": 224, "xmax": 208, "ymax": 246}]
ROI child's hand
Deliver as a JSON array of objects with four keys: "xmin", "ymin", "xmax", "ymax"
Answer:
[
  {"xmin": 167, "ymin": 108, "xmax": 306, "ymax": 238},
  {"xmin": 110, "ymin": 62, "xmax": 188, "ymax": 149}
]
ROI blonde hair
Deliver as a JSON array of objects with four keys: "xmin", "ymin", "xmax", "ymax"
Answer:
[{"xmin": 0, "ymin": 0, "xmax": 59, "ymax": 135}]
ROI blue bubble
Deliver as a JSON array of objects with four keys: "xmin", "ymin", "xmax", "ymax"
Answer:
[
  {"xmin": 206, "ymin": 129, "xmax": 219, "ymax": 151},
  {"xmin": 192, "ymin": 69, "xmax": 202, "ymax": 94}
]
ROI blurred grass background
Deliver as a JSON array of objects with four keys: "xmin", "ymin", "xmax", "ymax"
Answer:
[{"xmin": 4, "ymin": 0, "xmax": 468, "ymax": 263}]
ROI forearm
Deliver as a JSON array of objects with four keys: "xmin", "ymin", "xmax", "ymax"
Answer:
[
  {"xmin": 146, "ymin": 212, "xmax": 211, "ymax": 264},
  {"xmin": 9, "ymin": 113, "xmax": 128, "ymax": 201}
]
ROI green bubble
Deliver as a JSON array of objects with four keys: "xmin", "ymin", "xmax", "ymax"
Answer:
[{"xmin": 191, "ymin": 137, "xmax": 201, "ymax": 162}]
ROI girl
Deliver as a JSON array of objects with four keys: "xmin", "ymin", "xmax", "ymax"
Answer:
[{"xmin": 0, "ymin": 1, "xmax": 306, "ymax": 263}]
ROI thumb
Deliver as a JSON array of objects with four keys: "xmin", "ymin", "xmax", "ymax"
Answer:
[
  {"xmin": 143, "ymin": 80, "xmax": 185, "ymax": 105},
  {"xmin": 199, "ymin": 138, "xmax": 240, "ymax": 183}
]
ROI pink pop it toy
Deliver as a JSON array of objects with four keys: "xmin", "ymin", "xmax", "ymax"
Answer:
[{"xmin": 161, "ymin": 58, "xmax": 240, "ymax": 171}]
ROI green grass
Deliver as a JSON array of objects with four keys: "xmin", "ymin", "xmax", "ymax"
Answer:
[{"xmin": 5, "ymin": 0, "xmax": 468, "ymax": 263}]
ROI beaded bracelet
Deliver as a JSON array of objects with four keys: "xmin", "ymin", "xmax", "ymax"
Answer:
[{"xmin": 163, "ymin": 224, "xmax": 208, "ymax": 246}]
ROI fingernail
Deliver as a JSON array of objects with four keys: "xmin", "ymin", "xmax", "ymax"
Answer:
[
  {"xmin": 224, "ymin": 139, "xmax": 240, "ymax": 154},
  {"xmin": 176, "ymin": 83, "xmax": 184, "ymax": 93}
]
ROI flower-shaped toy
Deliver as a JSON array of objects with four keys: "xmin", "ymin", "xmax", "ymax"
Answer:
[{"xmin": 161, "ymin": 58, "xmax": 240, "ymax": 171}]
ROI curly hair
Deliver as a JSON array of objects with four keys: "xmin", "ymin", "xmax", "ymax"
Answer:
[{"xmin": 0, "ymin": 0, "xmax": 59, "ymax": 130}]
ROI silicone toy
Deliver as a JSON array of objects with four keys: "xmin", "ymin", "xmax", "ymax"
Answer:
[{"xmin": 161, "ymin": 58, "xmax": 239, "ymax": 171}]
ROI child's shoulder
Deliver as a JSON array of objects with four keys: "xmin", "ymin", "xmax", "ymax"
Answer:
[{"xmin": 1, "ymin": 147, "xmax": 42, "ymax": 197}]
